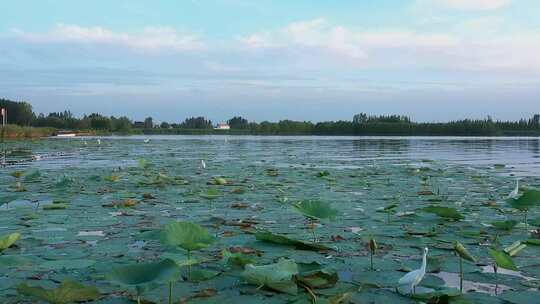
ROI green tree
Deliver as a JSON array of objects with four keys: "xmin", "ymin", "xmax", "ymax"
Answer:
[{"xmin": 227, "ymin": 116, "xmax": 249, "ymax": 129}]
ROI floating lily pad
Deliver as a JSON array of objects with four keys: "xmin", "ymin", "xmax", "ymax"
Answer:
[
  {"xmin": 422, "ymin": 206, "xmax": 464, "ymax": 220},
  {"xmin": 241, "ymin": 258, "xmax": 299, "ymax": 295},
  {"xmin": 17, "ymin": 280, "xmax": 100, "ymax": 304}
]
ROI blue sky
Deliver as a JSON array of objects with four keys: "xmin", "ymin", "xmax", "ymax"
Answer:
[{"xmin": 1, "ymin": 0, "xmax": 539, "ymax": 122}]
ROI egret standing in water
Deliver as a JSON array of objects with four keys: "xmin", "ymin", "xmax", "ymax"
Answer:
[
  {"xmin": 97, "ymin": 139, "xmax": 101, "ymax": 145},
  {"xmin": 398, "ymin": 247, "xmax": 428, "ymax": 295},
  {"xmin": 201, "ymin": 159, "xmax": 206, "ymax": 169},
  {"xmin": 508, "ymin": 179, "xmax": 519, "ymax": 199}
]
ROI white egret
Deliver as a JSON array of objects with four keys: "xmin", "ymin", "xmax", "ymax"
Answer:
[
  {"xmin": 398, "ymin": 247, "xmax": 428, "ymax": 295},
  {"xmin": 201, "ymin": 159, "xmax": 206, "ymax": 169},
  {"xmin": 97, "ymin": 139, "xmax": 101, "ymax": 145},
  {"xmin": 508, "ymin": 179, "xmax": 519, "ymax": 199},
  {"xmin": 143, "ymin": 138, "xmax": 150, "ymax": 143}
]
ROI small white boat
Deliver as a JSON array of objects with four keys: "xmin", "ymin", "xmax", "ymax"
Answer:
[{"xmin": 55, "ymin": 132, "xmax": 77, "ymax": 137}]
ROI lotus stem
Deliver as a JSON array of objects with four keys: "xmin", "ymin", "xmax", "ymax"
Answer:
[
  {"xmin": 370, "ymin": 251, "xmax": 374, "ymax": 271},
  {"xmin": 137, "ymin": 296, "xmax": 141, "ymax": 304},
  {"xmin": 169, "ymin": 281, "xmax": 173, "ymax": 304},
  {"xmin": 459, "ymin": 257, "xmax": 463, "ymax": 293},
  {"xmin": 187, "ymin": 250, "xmax": 192, "ymax": 281},
  {"xmin": 494, "ymin": 265, "xmax": 499, "ymax": 295},
  {"xmin": 524, "ymin": 211, "xmax": 528, "ymax": 231},
  {"xmin": 310, "ymin": 218, "xmax": 316, "ymax": 243}
]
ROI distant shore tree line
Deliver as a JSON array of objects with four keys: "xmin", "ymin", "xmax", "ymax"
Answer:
[{"xmin": 1, "ymin": 98, "xmax": 540, "ymax": 136}]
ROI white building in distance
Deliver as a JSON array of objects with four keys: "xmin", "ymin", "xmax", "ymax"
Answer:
[{"xmin": 214, "ymin": 123, "xmax": 230, "ymax": 130}]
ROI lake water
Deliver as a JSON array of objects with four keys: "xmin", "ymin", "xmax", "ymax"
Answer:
[
  {"xmin": 1, "ymin": 135, "xmax": 539, "ymax": 303},
  {"xmin": 3, "ymin": 135, "xmax": 540, "ymax": 176}
]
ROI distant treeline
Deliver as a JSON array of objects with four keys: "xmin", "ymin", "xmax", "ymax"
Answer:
[{"xmin": 1, "ymin": 98, "xmax": 540, "ymax": 136}]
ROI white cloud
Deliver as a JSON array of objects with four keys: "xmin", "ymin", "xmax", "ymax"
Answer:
[
  {"xmin": 441, "ymin": 0, "xmax": 512, "ymax": 10},
  {"xmin": 239, "ymin": 18, "xmax": 458, "ymax": 61},
  {"xmin": 237, "ymin": 18, "xmax": 540, "ymax": 73},
  {"xmin": 414, "ymin": 0, "xmax": 512, "ymax": 11},
  {"xmin": 12, "ymin": 24, "xmax": 204, "ymax": 52}
]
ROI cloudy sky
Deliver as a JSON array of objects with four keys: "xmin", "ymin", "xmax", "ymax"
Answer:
[{"xmin": 1, "ymin": 0, "xmax": 539, "ymax": 123}]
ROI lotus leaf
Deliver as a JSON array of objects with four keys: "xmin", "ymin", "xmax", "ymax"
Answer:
[
  {"xmin": 488, "ymin": 248, "xmax": 518, "ymax": 271},
  {"xmin": 491, "ymin": 220, "xmax": 518, "ymax": 231},
  {"xmin": 294, "ymin": 200, "xmax": 339, "ymax": 220},
  {"xmin": 160, "ymin": 221, "xmax": 215, "ymax": 251},
  {"xmin": 422, "ymin": 206, "xmax": 464, "ymax": 220},
  {"xmin": 507, "ymin": 190, "xmax": 540, "ymax": 211},
  {"xmin": 255, "ymin": 230, "xmax": 330, "ymax": 251},
  {"xmin": 17, "ymin": 280, "xmax": 100, "ymax": 304},
  {"xmin": 504, "ymin": 241, "xmax": 526, "ymax": 257},
  {"xmin": 241, "ymin": 258, "xmax": 299, "ymax": 295},
  {"xmin": 0, "ymin": 232, "xmax": 21, "ymax": 251},
  {"xmin": 107, "ymin": 258, "xmax": 180, "ymax": 295}
]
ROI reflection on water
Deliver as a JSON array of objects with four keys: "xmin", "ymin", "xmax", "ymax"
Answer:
[{"xmin": 2, "ymin": 136, "xmax": 540, "ymax": 176}]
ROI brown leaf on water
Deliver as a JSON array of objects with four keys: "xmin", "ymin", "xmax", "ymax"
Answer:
[
  {"xmin": 180, "ymin": 288, "xmax": 218, "ymax": 303},
  {"xmin": 417, "ymin": 190, "xmax": 434, "ymax": 196},
  {"xmin": 102, "ymin": 199, "xmax": 139, "ymax": 208},
  {"xmin": 229, "ymin": 246, "xmax": 260, "ymax": 255},
  {"xmin": 331, "ymin": 235, "xmax": 346, "ymax": 242},
  {"xmin": 231, "ymin": 202, "xmax": 249, "ymax": 209}
]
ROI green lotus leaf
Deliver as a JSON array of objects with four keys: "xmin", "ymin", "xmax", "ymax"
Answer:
[
  {"xmin": 138, "ymin": 158, "xmax": 151, "ymax": 169},
  {"xmin": 410, "ymin": 287, "xmax": 461, "ymax": 301},
  {"xmin": 212, "ymin": 177, "xmax": 228, "ymax": 185},
  {"xmin": 454, "ymin": 241, "xmax": 477, "ymax": 263},
  {"xmin": 255, "ymin": 230, "xmax": 330, "ymax": 251},
  {"xmin": 488, "ymin": 248, "xmax": 518, "ymax": 271},
  {"xmin": 199, "ymin": 188, "xmax": 221, "ymax": 200},
  {"xmin": 107, "ymin": 259, "xmax": 180, "ymax": 295},
  {"xmin": 294, "ymin": 200, "xmax": 339, "ymax": 220},
  {"xmin": 40, "ymin": 259, "xmax": 95, "ymax": 270},
  {"xmin": 162, "ymin": 252, "xmax": 199, "ymax": 267},
  {"xmin": 507, "ymin": 190, "xmax": 540, "ymax": 211},
  {"xmin": 316, "ymin": 171, "xmax": 330, "ymax": 177},
  {"xmin": 0, "ymin": 232, "xmax": 21, "ymax": 251},
  {"xmin": 491, "ymin": 220, "xmax": 518, "ymax": 231},
  {"xmin": 241, "ymin": 258, "xmax": 299, "ymax": 295},
  {"xmin": 17, "ymin": 280, "xmax": 100, "ymax": 304},
  {"xmin": 160, "ymin": 221, "xmax": 215, "ymax": 251},
  {"xmin": 422, "ymin": 206, "xmax": 464, "ymax": 220},
  {"xmin": 525, "ymin": 239, "xmax": 540, "ymax": 246},
  {"xmin": 188, "ymin": 268, "xmax": 220, "ymax": 282},
  {"xmin": 504, "ymin": 241, "xmax": 526, "ymax": 257},
  {"xmin": 222, "ymin": 249, "xmax": 256, "ymax": 266},
  {"xmin": 43, "ymin": 203, "xmax": 68, "ymax": 210}
]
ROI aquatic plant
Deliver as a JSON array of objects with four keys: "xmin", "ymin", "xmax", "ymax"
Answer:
[
  {"xmin": 107, "ymin": 259, "xmax": 180, "ymax": 304},
  {"xmin": 453, "ymin": 241, "xmax": 477, "ymax": 293},
  {"xmin": 422, "ymin": 205, "xmax": 464, "ymax": 220},
  {"xmin": 507, "ymin": 189, "xmax": 540, "ymax": 231},
  {"xmin": 17, "ymin": 280, "xmax": 100, "ymax": 304},
  {"xmin": 0, "ymin": 232, "xmax": 21, "ymax": 252},
  {"xmin": 241, "ymin": 258, "xmax": 299, "ymax": 294},
  {"xmin": 368, "ymin": 238, "xmax": 377, "ymax": 271},
  {"xmin": 159, "ymin": 221, "xmax": 215, "ymax": 280},
  {"xmin": 294, "ymin": 200, "xmax": 338, "ymax": 242}
]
